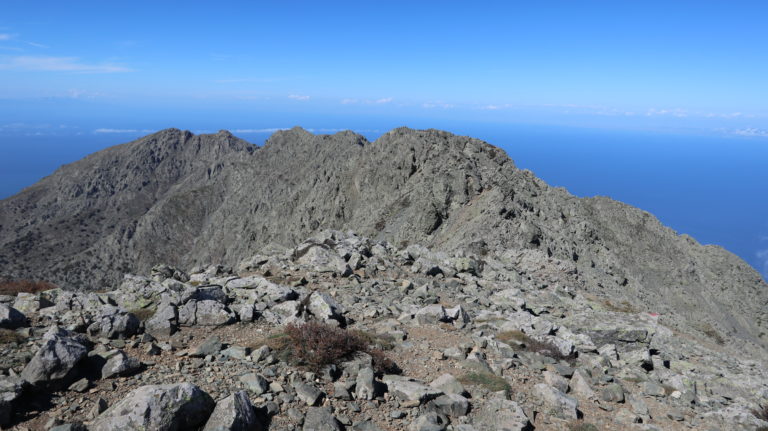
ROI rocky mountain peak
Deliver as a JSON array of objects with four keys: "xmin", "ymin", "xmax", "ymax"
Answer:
[{"xmin": 1, "ymin": 127, "xmax": 766, "ymax": 358}]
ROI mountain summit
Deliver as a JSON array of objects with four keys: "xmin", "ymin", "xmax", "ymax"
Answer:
[{"xmin": 1, "ymin": 127, "xmax": 766, "ymax": 351}]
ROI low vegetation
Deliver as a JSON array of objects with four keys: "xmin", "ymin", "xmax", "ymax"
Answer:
[
  {"xmin": 568, "ymin": 421, "xmax": 599, "ymax": 431},
  {"xmin": 0, "ymin": 279, "xmax": 57, "ymax": 296},
  {"xmin": 753, "ymin": 404, "xmax": 768, "ymax": 422},
  {"xmin": 260, "ymin": 321, "xmax": 398, "ymax": 373},
  {"xmin": 0, "ymin": 328, "xmax": 27, "ymax": 345},
  {"xmin": 128, "ymin": 307, "xmax": 156, "ymax": 322},
  {"xmin": 458, "ymin": 372, "xmax": 511, "ymax": 393},
  {"xmin": 497, "ymin": 330, "xmax": 576, "ymax": 363}
]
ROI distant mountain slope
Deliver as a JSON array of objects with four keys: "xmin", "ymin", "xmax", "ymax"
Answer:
[{"xmin": 1, "ymin": 126, "xmax": 766, "ymax": 351}]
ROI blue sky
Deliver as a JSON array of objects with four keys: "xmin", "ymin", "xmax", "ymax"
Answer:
[
  {"xmin": 1, "ymin": 1, "xmax": 767, "ymax": 136},
  {"xmin": 1, "ymin": 1, "xmax": 767, "ymax": 278}
]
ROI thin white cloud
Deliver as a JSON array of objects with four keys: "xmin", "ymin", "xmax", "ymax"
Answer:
[
  {"xmin": 288, "ymin": 94, "xmax": 310, "ymax": 101},
  {"xmin": 0, "ymin": 56, "xmax": 130, "ymax": 73},
  {"xmin": 0, "ymin": 34, "xmax": 12, "ymax": 41},
  {"xmin": 232, "ymin": 128, "xmax": 288, "ymax": 133},
  {"xmin": 24, "ymin": 41, "xmax": 48, "ymax": 49},
  {"xmin": 645, "ymin": 108, "xmax": 688, "ymax": 117},
  {"xmin": 732, "ymin": 128, "xmax": 768, "ymax": 138},
  {"xmin": 422, "ymin": 102, "xmax": 455, "ymax": 109},
  {"xmin": 340, "ymin": 97, "xmax": 393, "ymax": 105},
  {"xmin": 479, "ymin": 104, "xmax": 513, "ymax": 110},
  {"xmin": 94, "ymin": 128, "xmax": 153, "ymax": 134}
]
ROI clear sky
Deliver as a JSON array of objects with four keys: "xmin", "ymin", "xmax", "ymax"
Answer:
[{"xmin": 1, "ymin": 1, "xmax": 767, "ymax": 278}]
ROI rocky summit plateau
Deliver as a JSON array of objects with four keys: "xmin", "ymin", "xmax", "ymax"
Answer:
[{"xmin": 0, "ymin": 127, "xmax": 767, "ymax": 431}]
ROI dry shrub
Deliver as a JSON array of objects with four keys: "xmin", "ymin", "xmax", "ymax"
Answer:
[
  {"xmin": 753, "ymin": 404, "xmax": 768, "ymax": 422},
  {"xmin": 0, "ymin": 279, "xmax": 57, "ymax": 296},
  {"xmin": 497, "ymin": 330, "xmax": 576, "ymax": 363},
  {"xmin": 568, "ymin": 421, "xmax": 599, "ymax": 431},
  {"xmin": 269, "ymin": 321, "xmax": 398, "ymax": 373},
  {"xmin": 129, "ymin": 307, "xmax": 156, "ymax": 322},
  {"xmin": 0, "ymin": 329, "xmax": 27, "ymax": 345},
  {"xmin": 458, "ymin": 372, "xmax": 511, "ymax": 393}
]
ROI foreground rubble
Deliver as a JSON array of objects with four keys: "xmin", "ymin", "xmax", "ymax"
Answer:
[{"xmin": 1, "ymin": 230, "xmax": 767, "ymax": 430}]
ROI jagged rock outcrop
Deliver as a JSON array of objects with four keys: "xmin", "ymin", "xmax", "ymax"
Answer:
[{"xmin": 0, "ymin": 127, "xmax": 766, "ymax": 353}]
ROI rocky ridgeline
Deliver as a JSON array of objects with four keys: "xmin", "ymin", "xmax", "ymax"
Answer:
[{"xmin": 1, "ymin": 230, "xmax": 767, "ymax": 430}]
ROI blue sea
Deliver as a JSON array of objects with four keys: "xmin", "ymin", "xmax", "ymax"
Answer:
[{"xmin": 1, "ymin": 123, "xmax": 766, "ymax": 280}]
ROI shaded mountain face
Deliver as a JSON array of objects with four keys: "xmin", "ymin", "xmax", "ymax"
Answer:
[{"xmin": 1, "ymin": 126, "xmax": 766, "ymax": 351}]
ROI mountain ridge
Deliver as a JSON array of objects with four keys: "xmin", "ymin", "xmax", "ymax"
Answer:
[{"xmin": 0, "ymin": 126, "xmax": 766, "ymax": 354}]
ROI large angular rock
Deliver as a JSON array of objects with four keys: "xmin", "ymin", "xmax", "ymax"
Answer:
[
  {"xmin": 101, "ymin": 350, "xmax": 141, "ymax": 379},
  {"xmin": 87, "ymin": 306, "xmax": 140, "ymax": 339},
  {"xmin": 414, "ymin": 305, "xmax": 447, "ymax": 325},
  {"xmin": 226, "ymin": 276, "xmax": 298, "ymax": 303},
  {"xmin": 303, "ymin": 406, "xmax": 342, "ymax": 431},
  {"xmin": 13, "ymin": 292, "xmax": 53, "ymax": 314},
  {"xmin": 383, "ymin": 376, "xmax": 443, "ymax": 405},
  {"xmin": 307, "ymin": 291, "xmax": 344, "ymax": 322},
  {"xmin": 355, "ymin": 367, "xmax": 376, "ymax": 400},
  {"xmin": 21, "ymin": 326, "xmax": 88, "ymax": 389},
  {"xmin": 473, "ymin": 394, "xmax": 529, "ymax": 430},
  {"xmin": 294, "ymin": 382, "xmax": 324, "ymax": 406},
  {"xmin": 533, "ymin": 383, "xmax": 579, "ymax": 420},
  {"xmin": 0, "ymin": 304, "xmax": 27, "ymax": 329},
  {"xmin": 202, "ymin": 391, "xmax": 260, "ymax": 431},
  {"xmin": 179, "ymin": 300, "xmax": 235, "ymax": 326},
  {"xmin": 0, "ymin": 375, "xmax": 26, "ymax": 427},
  {"xmin": 430, "ymin": 374, "xmax": 466, "ymax": 396},
  {"xmin": 296, "ymin": 244, "xmax": 352, "ymax": 276},
  {"xmin": 239, "ymin": 373, "xmax": 269, "ymax": 396},
  {"xmin": 90, "ymin": 383, "xmax": 215, "ymax": 431},
  {"xmin": 426, "ymin": 393, "xmax": 469, "ymax": 417},
  {"xmin": 145, "ymin": 304, "xmax": 178, "ymax": 339}
]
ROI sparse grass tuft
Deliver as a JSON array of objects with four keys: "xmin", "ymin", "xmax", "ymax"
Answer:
[
  {"xmin": 568, "ymin": 421, "xmax": 599, "ymax": 431},
  {"xmin": 0, "ymin": 329, "xmax": 27, "ymax": 345},
  {"xmin": 700, "ymin": 323, "xmax": 725, "ymax": 345},
  {"xmin": 129, "ymin": 307, "xmax": 156, "ymax": 322},
  {"xmin": 603, "ymin": 299, "xmax": 637, "ymax": 313},
  {"xmin": 752, "ymin": 404, "xmax": 768, "ymax": 422},
  {"xmin": 458, "ymin": 372, "xmax": 511, "ymax": 393},
  {"xmin": 497, "ymin": 330, "xmax": 576, "ymax": 363},
  {"xmin": 0, "ymin": 279, "xmax": 57, "ymax": 296},
  {"xmin": 261, "ymin": 321, "xmax": 398, "ymax": 373}
]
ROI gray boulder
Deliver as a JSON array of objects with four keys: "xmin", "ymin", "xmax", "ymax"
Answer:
[
  {"xmin": 533, "ymin": 383, "xmax": 579, "ymax": 420},
  {"xmin": 145, "ymin": 304, "xmax": 178, "ymax": 339},
  {"xmin": 307, "ymin": 291, "xmax": 344, "ymax": 322},
  {"xmin": 90, "ymin": 383, "xmax": 215, "ymax": 431},
  {"xmin": 414, "ymin": 305, "xmax": 447, "ymax": 325},
  {"xmin": 0, "ymin": 304, "xmax": 27, "ymax": 329},
  {"xmin": 303, "ymin": 407, "xmax": 343, "ymax": 431},
  {"xmin": 87, "ymin": 306, "xmax": 140, "ymax": 339},
  {"xmin": 20, "ymin": 326, "xmax": 88, "ymax": 389},
  {"xmin": 355, "ymin": 366, "xmax": 376, "ymax": 400},
  {"xmin": 0, "ymin": 375, "xmax": 26, "ymax": 427},
  {"xmin": 101, "ymin": 350, "xmax": 141, "ymax": 379},
  {"xmin": 179, "ymin": 300, "xmax": 235, "ymax": 326},
  {"xmin": 383, "ymin": 376, "xmax": 443, "ymax": 405},
  {"xmin": 202, "ymin": 391, "xmax": 260, "ymax": 431},
  {"xmin": 473, "ymin": 394, "xmax": 529, "ymax": 430},
  {"xmin": 239, "ymin": 373, "xmax": 269, "ymax": 396}
]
